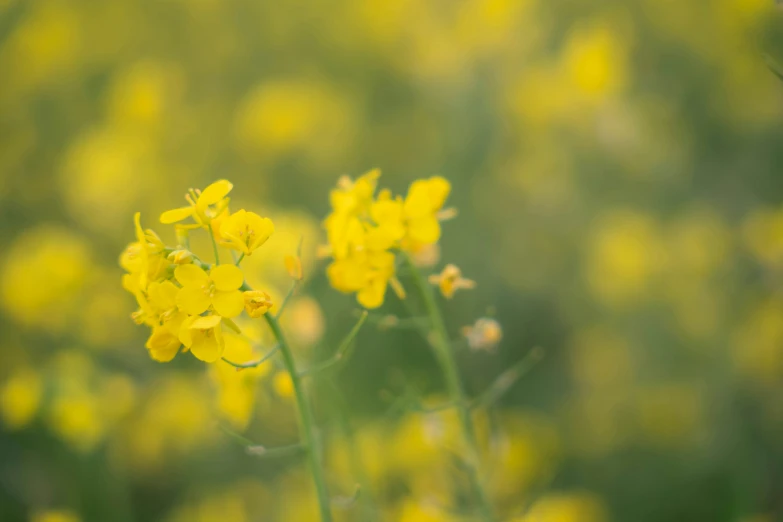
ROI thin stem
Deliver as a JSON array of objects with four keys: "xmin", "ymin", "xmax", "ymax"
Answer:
[
  {"xmin": 264, "ymin": 313, "xmax": 333, "ymax": 522},
  {"xmin": 221, "ymin": 343, "xmax": 280, "ymax": 369},
  {"xmin": 470, "ymin": 347, "xmax": 544, "ymax": 410},
  {"xmin": 235, "ymin": 252, "xmax": 245, "ymax": 266},
  {"xmin": 300, "ymin": 311, "xmax": 368, "ymax": 377},
  {"xmin": 209, "ymin": 226, "xmax": 221, "ymax": 264},
  {"xmin": 401, "ymin": 252, "xmax": 496, "ymax": 522},
  {"xmin": 276, "ymin": 280, "xmax": 299, "ymax": 319}
]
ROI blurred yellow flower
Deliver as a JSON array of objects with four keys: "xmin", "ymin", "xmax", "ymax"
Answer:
[
  {"xmin": 1, "ymin": 226, "xmax": 91, "ymax": 332},
  {"xmin": 428, "ymin": 263, "xmax": 475, "ymax": 299},
  {"xmin": 585, "ymin": 210, "xmax": 664, "ymax": 305},
  {"xmin": 515, "ymin": 492, "xmax": 608, "ymax": 522},
  {"xmin": 273, "ymin": 371, "xmax": 294, "ymax": 398},
  {"xmin": 462, "ymin": 317, "xmax": 503, "ymax": 351},
  {"xmin": 0, "ymin": 368, "xmax": 43, "ymax": 430},
  {"xmin": 30, "ymin": 510, "xmax": 81, "ymax": 522},
  {"xmin": 220, "ymin": 209, "xmax": 275, "ymax": 256}
]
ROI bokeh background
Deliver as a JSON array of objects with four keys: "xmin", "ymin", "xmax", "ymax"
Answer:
[{"xmin": 2, "ymin": 0, "xmax": 783, "ymax": 520}]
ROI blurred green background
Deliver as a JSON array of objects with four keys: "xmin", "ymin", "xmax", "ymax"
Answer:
[{"xmin": 2, "ymin": 0, "xmax": 783, "ymax": 521}]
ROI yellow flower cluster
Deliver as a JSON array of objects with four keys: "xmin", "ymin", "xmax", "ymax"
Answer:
[
  {"xmin": 323, "ymin": 170, "xmax": 454, "ymax": 308},
  {"xmin": 120, "ymin": 180, "xmax": 275, "ymax": 363}
]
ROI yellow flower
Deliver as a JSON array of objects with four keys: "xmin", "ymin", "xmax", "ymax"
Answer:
[
  {"xmin": 179, "ymin": 314, "xmax": 225, "ymax": 362},
  {"xmin": 403, "ymin": 176, "xmax": 452, "ymax": 248},
  {"xmin": 167, "ymin": 249, "xmax": 193, "ymax": 264},
  {"xmin": 145, "ymin": 326, "xmax": 182, "ymax": 362},
  {"xmin": 219, "ymin": 209, "xmax": 275, "ymax": 256},
  {"xmin": 159, "ymin": 180, "xmax": 233, "ymax": 226},
  {"xmin": 31, "ymin": 510, "xmax": 81, "ymax": 522},
  {"xmin": 121, "ymin": 213, "xmax": 167, "ymax": 292},
  {"xmin": 0, "ymin": 368, "xmax": 43, "ymax": 430},
  {"xmin": 273, "ymin": 371, "xmax": 294, "ymax": 398},
  {"xmin": 428, "ymin": 264, "xmax": 475, "ymax": 299},
  {"xmin": 174, "ymin": 264, "xmax": 245, "ymax": 318},
  {"xmin": 243, "ymin": 290, "xmax": 273, "ymax": 318}
]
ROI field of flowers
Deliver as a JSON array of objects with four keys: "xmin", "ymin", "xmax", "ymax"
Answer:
[{"xmin": 2, "ymin": 0, "xmax": 783, "ymax": 521}]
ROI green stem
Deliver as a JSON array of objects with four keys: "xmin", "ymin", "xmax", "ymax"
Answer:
[
  {"xmin": 209, "ymin": 226, "xmax": 221, "ymax": 264},
  {"xmin": 402, "ymin": 253, "xmax": 496, "ymax": 522},
  {"xmin": 264, "ymin": 313, "xmax": 333, "ymax": 522},
  {"xmin": 235, "ymin": 252, "xmax": 245, "ymax": 266}
]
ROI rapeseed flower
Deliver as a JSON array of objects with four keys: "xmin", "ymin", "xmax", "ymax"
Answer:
[
  {"xmin": 323, "ymin": 170, "xmax": 456, "ymax": 308},
  {"xmin": 121, "ymin": 180, "xmax": 277, "ymax": 364},
  {"xmin": 220, "ymin": 209, "xmax": 275, "ymax": 256},
  {"xmin": 174, "ymin": 264, "xmax": 244, "ymax": 318},
  {"xmin": 159, "ymin": 180, "xmax": 233, "ymax": 227}
]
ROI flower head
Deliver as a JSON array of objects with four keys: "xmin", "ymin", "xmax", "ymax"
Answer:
[
  {"xmin": 179, "ymin": 314, "xmax": 225, "ymax": 362},
  {"xmin": 174, "ymin": 264, "xmax": 245, "ymax": 318},
  {"xmin": 243, "ymin": 290, "xmax": 273, "ymax": 318},
  {"xmin": 428, "ymin": 264, "xmax": 475, "ymax": 299},
  {"xmin": 159, "ymin": 180, "xmax": 233, "ymax": 227},
  {"xmin": 219, "ymin": 209, "xmax": 274, "ymax": 256}
]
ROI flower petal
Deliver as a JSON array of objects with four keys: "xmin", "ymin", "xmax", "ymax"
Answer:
[
  {"xmin": 189, "ymin": 330, "xmax": 224, "ymax": 363},
  {"xmin": 191, "ymin": 314, "xmax": 223, "ymax": 329},
  {"xmin": 160, "ymin": 206, "xmax": 194, "ymax": 224},
  {"xmin": 174, "ymin": 264, "xmax": 209, "ymax": 287},
  {"xmin": 176, "ymin": 286, "xmax": 211, "ymax": 315},
  {"xmin": 246, "ymin": 213, "xmax": 275, "ymax": 252},
  {"xmin": 212, "ymin": 290, "xmax": 244, "ymax": 318},
  {"xmin": 199, "ymin": 180, "xmax": 233, "ymax": 206},
  {"xmin": 145, "ymin": 327, "xmax": 180, "ymax": 362},
  {"xmin": 211, "ymin": 264, "xmax": 244, "ymax": 291}
]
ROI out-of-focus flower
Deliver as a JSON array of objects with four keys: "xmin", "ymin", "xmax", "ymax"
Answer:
[
  {"xmin": 585, "ymin": 210, "xmax": 665, "ymax": 305},
  {"xmin": 280, "ymin": 297, "xmax": 325, "ymax": 347},
  {"xmin": 210, "ymin": 333, "xmax": 272, "ymax": 430},
  {"xmin": 273, "ymin": 371, "xmax": 294, "ymax": 398},
  {"xmin": 220, "ymin": 209, "xmax": 275, "ymax": 256},
  {"xmin": 0, "ymin": 368, "xmax": 43, "ymax": 430},
  {"xmin": 0, "ymin": 226, "xmax": 92, "ymax": 333},
  {"xmin": 30, "ymin": 510, "xmax": 81, "ymax": 522},
  {"xmin": 284, "ymin": 254, "xmax": 303, "ymax": 280},
  {"xmin": 514, "ymin": 492, "xmax": 608, "ymax": 522},
  {"xmin": 462, "ymin": 317, "xmax": 503, "ymax": 351},
  {"xmin": 428, "ymin": 264, "xmax": 475, "ymax": 299}
]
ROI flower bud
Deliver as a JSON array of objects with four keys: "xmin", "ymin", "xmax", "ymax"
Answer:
[{"xmin": 243, "ymin": 290, "xmax": 273, "ymax": 318}]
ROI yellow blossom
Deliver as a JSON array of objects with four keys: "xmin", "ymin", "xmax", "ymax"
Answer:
[
  {"xmin": 0, "ymin": 368, "xmax": 43, "ymax": 429},
  {"xmin": 179, "ymin": 314, "xmax": 225, "ymax": 362},
  {"xmin": 145, "ymin": 326, "xmax": 182, "ymax": 362},
  {"xmin": 219, "ymin": 209, "xmax": 275, "ymax": 256},
  {"xmin": 159, "ymin": 180, "xmax": 233, "ymax": 226},
  {"xmin": 273, "ymin": 371, "xmax": 294, "ymax": 398},
  {"xmin": 403, "ymin": 176, "xmax": 452, "ymax": 249},
  {"xmin": 31, "ymin": 510, "xmax": 81, "ymax": 522},
  {"xmin": 428, "ymin": 264, "xmax": 475, "ymax": 298},
  {"xmin": 174, "ymin": 264, "xmax": 244, "ymax": 318},
  {"xmin": 243, "ymin": 290, "xmax": 273, "ymax": 318},
  {"xmin": 284, "ymin": 254, "xmax": 303, "ymax": 280}
]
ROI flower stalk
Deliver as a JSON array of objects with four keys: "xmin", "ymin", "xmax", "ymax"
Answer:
[
  {"xmin": 263, "ymin": 310, "xmax": 334, "ymax": 522},
  {"xmin": 402, "ymin": 252, "xmax": 496, "ymax": 522}
]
